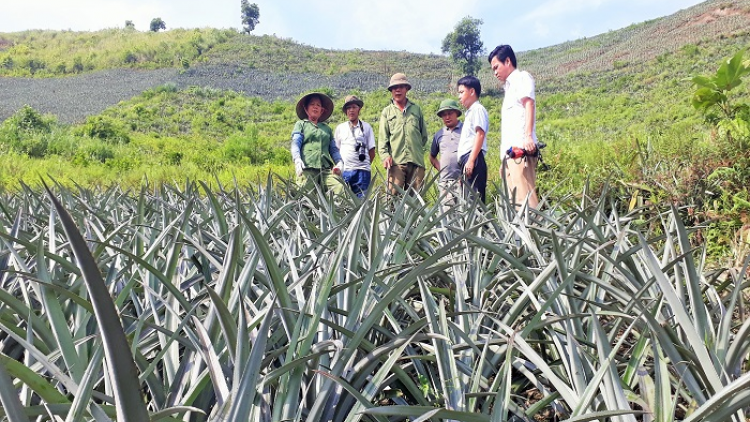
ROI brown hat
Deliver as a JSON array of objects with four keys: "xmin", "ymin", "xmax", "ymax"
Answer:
[
  {"xmin": 296, "ymin": 92, "xmax": 334, "ymax": 121},
  {"xmin": 342, "ymin": 95, "xmax": 364, "ymax": 111},
  {"xmin": 387, "ymin": 73, "xmax": 412, "ymax": 91}
]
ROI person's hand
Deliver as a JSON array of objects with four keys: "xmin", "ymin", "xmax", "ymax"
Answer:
[
  {"xmin": 294, "ymin": 159, "xmax": 305, "ymax": 177},
  {"xmin": 464, "ymin": 160, "xmax": 474, "ymax": 178},
  {"xmin": 524, "ymin": 135, "xmax": 536, "ymax": 154},
  {"xmin": 382, "ymin": 156, "xmax": 393, "ymax": 169},
  {"xmin": 333, "ymin": 161, "xmax": 344, "ymax": 176}
]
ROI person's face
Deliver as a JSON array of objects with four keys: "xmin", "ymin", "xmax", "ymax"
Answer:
[
  {"xmin": 305, "ymin": 97, "xmax": 324, "ymax": 121},
  {"xmin": 390, "ymin": 84, "xmax": 409, "ymax": 102},
  {"xmin": 491, "ymin": 56, "xmax": 513, "ymax": 83},
  {"xmin": 439, "ymin": 110, "xmax": 459, "ymax": 129},
  {"xmin": 345, "ymin": 104, "xmax": 361, "ymax": 122},
  {"xmin": 457, "ymin": 85, "xmax": 474, "ymax": 108}
]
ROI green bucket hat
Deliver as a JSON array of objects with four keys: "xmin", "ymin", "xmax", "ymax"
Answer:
[{"xmin": 436, "ymin": 99, "xmax": 462, "ymax": 117}]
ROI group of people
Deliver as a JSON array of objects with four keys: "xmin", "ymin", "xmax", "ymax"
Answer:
[{"xmin": 290, "ymin": 44, "xmax": 540, "ymax": 209}]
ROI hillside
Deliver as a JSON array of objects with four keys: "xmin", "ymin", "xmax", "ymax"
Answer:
[
  {"xmin": 524, "ymin": 0, "xmax": 750, "ymax": 79},
  {"xmin": 1, "ymin": 0, "xmax": 750, "ymax": 124}
]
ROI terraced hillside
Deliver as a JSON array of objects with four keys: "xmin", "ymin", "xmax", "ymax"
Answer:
[
  {"xmin": 525, "ymin": 0, "xmax": 750, "ymax": 79},
  {"xmin": 1, "ymin": 0, "xmax": 749, "ymax": 123}
]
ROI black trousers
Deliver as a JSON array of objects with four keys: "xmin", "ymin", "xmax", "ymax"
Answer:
[{"xmin": 458, "ymin": 151, "xmax": 487, "ymax": 203}]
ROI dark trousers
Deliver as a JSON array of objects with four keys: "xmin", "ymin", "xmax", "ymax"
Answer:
[{"xmin": 459, "ymin": 151, "xmax": 487, "ymax": 203}]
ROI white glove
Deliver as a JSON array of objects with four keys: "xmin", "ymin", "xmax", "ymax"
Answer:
[
  {"xmin": 333, "ymin": 161, "xmax": 344, "ymax": 175},
  {"xmin": 295, "ymin": 159, "xmax": 305, "ymax": 177}
]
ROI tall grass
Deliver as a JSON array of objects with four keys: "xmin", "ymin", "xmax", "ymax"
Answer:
[{"xmin": 0, "ymin": 176, "xmax": 748, "ymax": 421}]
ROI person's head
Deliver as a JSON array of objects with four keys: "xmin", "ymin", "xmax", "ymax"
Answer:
[
  {"xmin": 387, "ymin": 73, "xmax": 412, "ymax": 104},
  {"xmin": 436, "ymin": 99, "xmax": 462, "ymax": 129},
  {"xmin": 342, "ymin": 95, "xmax": 364, "ymax": 123},
  {"xmin": 488, "ymin": 44, "xmax": 517, "ymax": 83},
  {"xmin": 457, "ymin": 75, "xmax": 481, "ymax": 108},
  {"xmin": 296, "ymin": 92, "xmax": 334, "ymax": 122}
]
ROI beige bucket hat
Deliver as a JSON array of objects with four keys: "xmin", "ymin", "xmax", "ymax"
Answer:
[
  {"xmin": 296, "ymin": 92, "xmax": 334, "ymax": 121},
  {"xmin": 342, "ymin": 95, "xmax": 364, "ymax": 111},
  {"xmin": 387, "ymin": 73, "xmax": 412, "ymax": 91}
]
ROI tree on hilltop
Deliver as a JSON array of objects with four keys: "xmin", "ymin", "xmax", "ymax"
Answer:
[
  {"xmin": 241, "ymin": 0, "xmax": 260, "ymax": 33},
  {"xmin": 124, "ymin": 20, "xmax": 135, "ymax": 30},
  {"xmin": 442, "ymin": 16, "xmax": 485, "ymax": 76},
  {"xmin": 150, "ymin": 18, "xmax": 166, "ymax": 32}
]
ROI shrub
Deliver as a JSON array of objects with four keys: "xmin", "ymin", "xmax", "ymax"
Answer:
[
  {"xmin": 77, "ymin": 116, "xmax": 131, "ymax": 144},
  {"xmin": 72, "ymin": 143, "xmax": 116, "ymax": 165},
  {"xmin": 15, "ymin": 135, "xmax": 49, "ymax": 158},
  {"xmin": 0, "ymin": 106, "xmax": 56, "ymax": 157},
  {"xmin": 0, "ymin": 55, "xmax": 12, "ymax": 69},
  {"xmin": 222, "ymin": 125, "xmax": 279, "ymax": 164},
  {"xmin": 4, "ymin": 105, "xmax": 51, "ymax": 132},
  {"xmin": 122, "ymin": 51, "xmax": 137, "ymax": 64}
]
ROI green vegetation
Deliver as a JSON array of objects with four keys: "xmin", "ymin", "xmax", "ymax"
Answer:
[
  {"xmin": 0, "ymin": 28, "xmax": 237, "ymax": 76},
  {"xmin": 0, "ymin": 1, "xmax": 750, "ymax": 420},
  {"xmin": 1, "ymin": 27, "xmax": 749, "ymax": 260},
  {"xmin": 240, "ymin": 0, "xmax": 260, "ymax": 34},
  {"xmin": 149, "ymin": 17, "xmax": 167, "ymax": 33}
]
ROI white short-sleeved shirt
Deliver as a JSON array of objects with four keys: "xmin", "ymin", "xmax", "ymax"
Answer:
[
  {"xmin": 501, "ymin": 69, "xmax": 537, "ymax": 156},
  {"xmin": 334, "ymin": 120, "xmax": 376, "ymax": 171},
  {"xmin": 457, "ymin": 101, "xmax": 489, "ymax": 159}
]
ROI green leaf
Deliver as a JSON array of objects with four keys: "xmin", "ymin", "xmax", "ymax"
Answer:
[
  {"xmin": 0, "ymin": 359, "xmax": 31, "ymax": 422},
  {"xmin": 44, "ymin": 184, "xmax": 150, "ymax": 422}
]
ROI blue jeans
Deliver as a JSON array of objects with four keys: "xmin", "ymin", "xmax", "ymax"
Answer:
[{"xmin": 342, "ymin": 169, "xmax": 371, "ymax": 198}]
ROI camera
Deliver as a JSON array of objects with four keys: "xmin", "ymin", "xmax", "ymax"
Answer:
[{"xmin": 355, "ymin": 142, "xmax": 366, "ymax": 161}]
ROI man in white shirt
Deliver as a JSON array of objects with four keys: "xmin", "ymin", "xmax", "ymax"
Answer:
[
  {"xmin": 489, "ymin": 44, "xmax": 540, "ymax": 209},
  {"xmin": 334, "ymin": 95, "xmax": 376, "ymax": 198}
]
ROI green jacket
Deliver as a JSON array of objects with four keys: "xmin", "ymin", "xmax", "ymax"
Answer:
[
  {"xmin": 378, "ymin": 99, "xmax": 428, "ymax": 168},
  {"xmin": 291, "ymin": 120, "xmax": 340, "ymax": 169}
]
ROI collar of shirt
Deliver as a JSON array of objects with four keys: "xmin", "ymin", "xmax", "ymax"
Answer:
[
  {"xmin": 390, "ymin": 98, "xmax": 412, "ymax": 111},
  {"xmin": 445, "ymin": 121, "xmax": 463, "ymax": 132},
  {"xmin": 466, "ymin": 102, "xmax": 482, "ymax": 114},
  {"xmin": 504, "ymin": 68, "xmax": 521, "ymax": 90}
]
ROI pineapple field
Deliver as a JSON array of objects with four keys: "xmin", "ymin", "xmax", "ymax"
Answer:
[{"xmin": 0, "ymin": 178, "xmax": 748, "ymax": 421}]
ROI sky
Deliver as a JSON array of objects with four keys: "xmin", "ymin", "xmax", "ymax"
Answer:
[{"xmin": 0, "ymin": 0, "xmax": 707, "ymax": 54}]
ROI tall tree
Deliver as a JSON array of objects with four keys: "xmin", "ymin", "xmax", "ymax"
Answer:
[
  {"xmin": 241, "ymin": 0, "xmax": 260, "ymax": 33},
  {"xmin": 442, "ymin": 16, "xmax": 485, "ymax": 76},
  {"xmin": 149, "ymin": 17, "xmax": 166, "ymax": 32}
]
